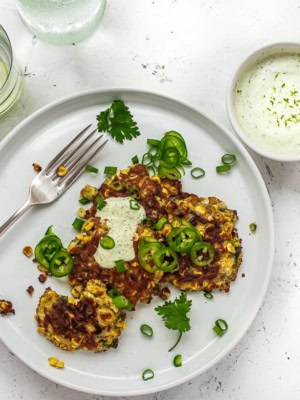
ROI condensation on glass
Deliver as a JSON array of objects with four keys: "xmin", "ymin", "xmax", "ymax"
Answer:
[{"xmin": 16, "ymin": 0, "xmax": 106, "ymax": 44}]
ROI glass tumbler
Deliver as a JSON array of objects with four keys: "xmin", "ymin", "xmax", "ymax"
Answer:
[
  {"xmin": 0, "ymin": 25, "xmax": 22, "ymax": 118},
  {"xmin": 16, "ymin": 0, "xmax": 107, "ymax": 44}
]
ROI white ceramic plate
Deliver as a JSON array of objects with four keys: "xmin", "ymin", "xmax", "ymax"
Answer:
[{"xmin": 0, "ymin": 89, "xmax": 274, "ymax": 396}]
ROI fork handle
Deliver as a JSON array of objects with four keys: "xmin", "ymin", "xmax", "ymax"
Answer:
[{"xmin": 0, "ymin": 200, "xmax": 32, "ymax": 239}]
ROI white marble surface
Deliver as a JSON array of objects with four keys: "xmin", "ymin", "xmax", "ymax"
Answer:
[{"xmin": 0, "ymin": 1, "xmax": 300, "ymax": 399}]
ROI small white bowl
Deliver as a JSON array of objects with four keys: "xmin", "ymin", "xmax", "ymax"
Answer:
[{"xmin": 227, "ymin": 42, "xmax": 300, "ymax": 162}]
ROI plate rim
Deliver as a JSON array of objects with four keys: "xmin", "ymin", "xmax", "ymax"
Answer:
[{"xmin": 0, "ymin": 88, "xmax": 275, "ymax": 396}]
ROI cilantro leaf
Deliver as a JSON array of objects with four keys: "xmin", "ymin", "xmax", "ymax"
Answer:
[
  {"xmin": 155, "ymin": 292, "xmax": 192, "ymax": 351},
  {"xmin": 97, "ymin": 100, "xmax": 140, "ymax": 144}
]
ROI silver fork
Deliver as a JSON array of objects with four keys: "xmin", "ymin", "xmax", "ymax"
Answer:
[{"xmin": 0, "ymin": 125, "xmax": 108, "ymax": 238}]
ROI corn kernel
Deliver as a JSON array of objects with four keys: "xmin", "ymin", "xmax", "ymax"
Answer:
[
  {"xmin": 83, "ymin": 221, "xmax": 94, "ymax": 232},
  {"xmin": 77, "ymin": 207, "xmax": 86, "ymax": 219},
  {"xmin": 22, "ymin": 246, "xmax": 33, "ymax": 257},
  {"xmin": 151, "ymin": 176, "xmax": 161, "ymax": 183},
  {"xmin": 57, "ymin": 165, "xmax": 68, "ymax": 177},
  {"xmin": 37, "ymin": 264, "xmax": 49, "ymax": 273},
  {"xmin": 48, "ymin": 357, "xmax": 64, "ymax": 369},
  {"xmin": 80, "ymin": 184, "xmax": 98, "ymax": 201},
  {"xmin": 226, "ymin": 242, "xmax": 236, "ymax": 254}
]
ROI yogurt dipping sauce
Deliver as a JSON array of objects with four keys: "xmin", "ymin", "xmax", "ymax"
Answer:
[
  {"xmin": 94, "ymin": 197, "xmax": 146, "ymax": 269},
  {"xmin": 233, "ymin": 51, "xmax": 300, "ymax": 155}
]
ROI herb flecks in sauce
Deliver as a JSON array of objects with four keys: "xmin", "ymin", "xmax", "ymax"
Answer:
[
  {"xmin": 233, "ymin": 52, "xmax": 300, "ymax": 154},
  {"xmin": 94, "ymin": 197, "xmax": 146, "ymax": 269}
]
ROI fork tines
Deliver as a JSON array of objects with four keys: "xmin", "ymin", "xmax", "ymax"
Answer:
[{"xmin": 42, "ymin": 125, "xmax": 108, "ymax": 190}]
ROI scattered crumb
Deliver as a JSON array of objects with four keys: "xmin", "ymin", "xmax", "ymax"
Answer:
[
  {"xmin": 26, "ymin": 285, "xmax": 34, "ymax": 296},
  {"xmin": 0, "ymin": 300, "xmax": 15, "ymax": 315},
  {"xmin": 57, "ymin": 165, "xmax": 68, "ymax": 177},
  {"xmin": 32, "ymin": 163, "xmax": 42, "ymax": 172},
  {"xmin": 48, "ymin": 357, "xmax": 64, "ymax": 369},
  {"xmin": 22, "ymin": 246, "xmax": 33, "ymax": 257},
  {"xmin": 38, "ymin": 273, "xmax": 48, "ymax": 283},
  {"xmin": 159, "ymin": 286, "xmax": 171, "ymax": 301},
  {"xmin": 242, "ymin": 273, "xmax": 245, "ymax": 278},
  {"xmin": 37, "ymin": 264, "xmax": 49, "ymax": 274}
]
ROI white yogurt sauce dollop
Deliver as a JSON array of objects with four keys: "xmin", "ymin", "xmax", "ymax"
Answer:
[
  {"xmin": 233, "ymin": 52, "xmax": 300, "ymax": 154},
  {"xmin": 94, "ymin": 197, "xmax": 146, "ymax": 269}
]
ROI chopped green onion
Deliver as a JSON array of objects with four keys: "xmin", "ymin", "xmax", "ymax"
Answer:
[
  {"xmin": 140, "ymin": 324, "xmax": 153, "ymax": 337},
  {"xmin": 221, "ymin": 154, "xmax": 236, "ymax": 165},
  {"xmin": 131, "ymin": 155, "xmax": 139, "ymax": 164},
  {"xmin": 96, "ymin": 196, "xmax": 107, "ymax": 210},
  {"xmin": 153, "ymin": 217, "xmax": 168, "ymax": 231},
  {"xmin": 100, "ymin": 236, "xmax": 115, "ymax": 249},
  {"xmin": 108, "ymin": 288, "xmax": 120, "ymax": 298},
  {"xmin": 147, "ymin": 138, "xmax": 160, "ymax": 147},
  {"xmin": 112, "ymin": 295, "xmax": 133, "ymax": 310},
  {"xmin": 72, "ymin": 218, "xmax": 85, "ymax": 231},
  {"xmin": 142, "ymin": 217, "xmax": 155, "ymax": 227},
  {"xmin": 204, "ymin": 292, "xmax": 214, "ymax": 300},
  {"xmin": 130, "ymin": 199, "xmax": 140, "ymax": 210},
  {"xmin": 79, "ymin": 197, "xmax": 90, "ymax": 205},
  {"xmin": 181, "ymin": 159, "xmax": 192, "ymax": 166},
  {"xmin": 191, "ymin": 167, "xmax": 205, "ymax": 179},
  {"xmin": 147, "ymin": 166, "xmax": 156, "ymax": 176},
  {"xmin": 129, "ymin": 186, "xmax": 140, "ymax": 199},
  {"xmin": 176, "ymin": 164, "xmax": 186, "ymax": 176},
  {"xmin": 213, "ymin": 319, "xmax": 228, "ymax": 336},
  {"xmin": 104, "ymin": 166, "xmax": 117, "ymax": 176},
  {"xmin": 173, "ymin": 354, "xmax": 182, "ymax": 367},
  {"xmin": 142, "ymin": 152, "xmax": 153, "ymax": 166},
  {"xmin": 142, "ymin": 369, "xmax": 154, "ymax": 381},
  {"xmin": 115, "ymin": 259, "xmax": 126, "ymax": 272},
  {"xmin": 216, "ymin": 165, "xmax": 231, "ymax": 174},
  {"xmin": 249, "ymin": 222, "xmax": 257, "ymax": 233},
  {"xmin": 85, "ymin": 164, "xmax": 98, "ymax": 174}
]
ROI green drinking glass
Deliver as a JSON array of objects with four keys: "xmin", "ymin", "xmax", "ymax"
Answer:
[{"xmin": 0, "ymin": 25, "xmax": 22, "ymax": 118}]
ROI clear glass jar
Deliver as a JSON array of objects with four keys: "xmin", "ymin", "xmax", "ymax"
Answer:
[
  {"xmin": 0, "ymin": 25, "xmax": 22, "ymax": 118},
  {"xmin": 16, "ymin": 0, "xmax": 106, "ymax": 44}
]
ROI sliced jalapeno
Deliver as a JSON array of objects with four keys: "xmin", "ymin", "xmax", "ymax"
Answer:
[
  {"xmin": 34, "ymin": 235, "xmax": 63, "ymax": 269},
  {"xmin": 153, "ymin": 247, "xmax": 179, "ymax": 272},
  {"xmin": 167, "ymin": 227, "xmax": 201, "ymax": 254},
  {"xmin": 157, "ymin": 165, "xmax": 181, "ymax": 180},
  {"xmin": 190, "ymin": 241, "xmax": 215, "ymax": 267},
  {"xmin": 160, "ymin": 147, "xmax": 179, "ymax": 168},
  {"xmin": 159, "ymin": 132, "xmax": 187, "ymax": 162},
  {"xmin": 138, "ymin": 242, "xmax": 162, "ymax": 273},
  {"xmin": 49, "ymin": 249, "xmax": 74, "ymax": 277}
]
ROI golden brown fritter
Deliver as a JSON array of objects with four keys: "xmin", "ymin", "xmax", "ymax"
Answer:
[
  {"xmin": 35, "ymin": 280, "xmax": 126, "ymax": 352},
  {"xmin": 68, "ymin": 221, "xmax": 166, "ymax": 306},
  {"xmin": 68, "ymin": 165, "xmax": 180, "ymax": 306},
  {"xmin": 86, "ymin": 164, "xmax": 182, "ymax": 221},
  {"xmin": 68, "ymin": 164, "xmax": 242, "ymax": 305},
  {"xmin": 163, "ymin": 195, "xmax": 243, "ymax": 292}
]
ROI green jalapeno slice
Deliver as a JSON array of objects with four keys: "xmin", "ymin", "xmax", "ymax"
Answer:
[
  {"xmin": 34, "ymin": 235, "xmax": 63, "ymax": 269},
  {"xmin": 167, "ymin": 227, "xmax": 201, "ymax": 254},
  {"xmin": 153, "ymin": 247, "xmax": 179, "ymax": 272},
  {"xmin": 190, "ymin": 241, "xmax": 215, "ymax": 267},
  {"xmin": 49, "ymin": 249, "xmax": 74, "ymax": 277},
  {"xmin": 138, "ymin": 242, "xmax": 162, "ymax": 273}
]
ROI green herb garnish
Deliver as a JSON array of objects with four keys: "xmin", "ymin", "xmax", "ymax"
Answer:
[
  {"xmin": 155, "ymin": 292, "xmax": 192, "ymax": 352},
  {"xmin": 97, "ymin": 100, "xmax": 140, "ymax": 144}
]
